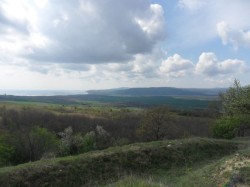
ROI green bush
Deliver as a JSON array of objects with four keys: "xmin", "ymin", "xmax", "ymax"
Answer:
[
  {"xmin": 212, "ymin": 117, "xmax": 237, "ymax": 139},
  {"xmin": 58, "ymin": 125, "xmax": 111, "ymax": 156},
  {"xmin": 82, "ymin": 131, "xmax": 96, "ymax": 152},
  {"xmin": 0, "ymin": 135, "xmax": 14, "ymax": 167},
  {"xmin": 29, "ymin": 126, "xmax": 59, "ymax": 160}
]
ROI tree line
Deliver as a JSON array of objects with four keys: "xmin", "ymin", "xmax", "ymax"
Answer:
[{"xmin": 0, "ymin": 103, "xmax": 215, "ymax": 167}]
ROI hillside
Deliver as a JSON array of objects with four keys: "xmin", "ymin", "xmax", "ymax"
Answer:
[
  {"xmin": 87, "ymin": 87, "xmax": 227, "ymax": 96},
  {"xmin": 0, "ymin": 138, "xmax": 244, "ymax": 187}
]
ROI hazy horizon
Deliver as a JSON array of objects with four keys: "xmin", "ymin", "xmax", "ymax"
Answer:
[
  {"xmin": 0, "ymin": 90, "xmax": 86, "ymax": 96},
  {"xmin": 0, "ymin": 86, "xmax": 228, "ymax": 96}
]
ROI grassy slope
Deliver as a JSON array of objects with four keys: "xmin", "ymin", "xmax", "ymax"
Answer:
[
  {"xmin": 107, "ymin": 139, "xmax": 250, "ymax": 187},
  {"xmin": 0, "ymin": 138, "xmax": 242, "ymax": 187}
]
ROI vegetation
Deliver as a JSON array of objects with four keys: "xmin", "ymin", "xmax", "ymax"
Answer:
[
  {"xmin": 0, "ymin": 134, "xmax": 14, "ymax": 167},
  {"xmin": 0, "ymin": 93, "xmax": 214, "ymax": 110},
  {"xmin": 106, "ymin": 147, "xmax": 250, "ymax": 187},
  {"xmin": 213, "ymin": 80, "xmax": 250, "ymax": 139},
  {"xmin": 0, "ymin": 101, "xmax": 215, "ymax": 166},
  {"xmin": 86, "ymin": 87, "xmax": 225, "ymax": 96},
  {"xmin": 0, "ymin": 138, "xmax": 242, "ymax": 187},
  {"xmin": 0, "ymin": 81, "xmax": 249, "ymax": 186},
  {"xmin": 137, "ymin": 106, "xmax": 175, "ymax": 141}
]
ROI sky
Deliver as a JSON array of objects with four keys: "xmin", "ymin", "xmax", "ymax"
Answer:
[{"xmin": 0, "ymin": 0, "xmax": 249, "ymax": 90}]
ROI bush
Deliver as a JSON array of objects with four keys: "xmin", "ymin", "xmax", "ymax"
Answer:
[
  {"xmin": 95, "ymin": 125, "xmax": 111, "ymax": 149},
  {"xmin": 29, "ymin": 126, "xmax": 59, "ymax": 160},
  {"xmin": 0, "ymin": 135, "xmax": 14, "ymax": 167},
  {"xmin": 58, "ymin": 126, "xmax": 74, "ymax": 156},
  {"xmin": 212, "ymin": 117, "xmax": 237, "ymax": 139},
  {"xmin": 58, "ymin": 126, "xmax": 96, "ymax": 155},
  {"xmin": 82, "ymin": 131, "xmax": 96, "ymax": 152},
  {"xmin": 58, "ymin": 125, "xmax": 112, "ymax": 156}
]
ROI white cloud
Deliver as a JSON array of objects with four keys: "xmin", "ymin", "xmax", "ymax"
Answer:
[
  {"xmin": 217, "ymin": 21, "xmax": 250, "ymax": 49},
  {"xmin": 217, "ymin": 21, "xmax": 229, "ymax": 45},
  {"xmin": 131, "ymin": 50, "xmax": 161, "ymax": 75},
  {"xmin": 160, "ymin": 54, "xmax": 194, "ymax": 77},
  {"xmin": 195, "ymin": 52, "xmax": 247, "ymax": 76},
  {"xmin": 175, "ymin": 0, "xmax": 250, "ymax": 47},
  {"xmin": 0, "ymin": 1, "xmax": 249, "ymax": 90},
  {"xmin": 96, "ymin": 47, "xmax": 165, "ymax": 81},
  {"xmin": 0, "ymin": 0, "xmax": 166, "ymax": 64},
  {"xmin": 134, "ymin": 4, "xmax": 166, "ymax": 40},
  {"xmin": 219, "ymin": 59, "xmax": 246, "ymax": 74},
  {"xmin": 195, "ymin": 53, "xmax": 219, "ymax": 76}
]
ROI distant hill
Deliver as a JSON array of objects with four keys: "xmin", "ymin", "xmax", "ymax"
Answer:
[{"xmin": 87, "ymin": 87, "xmax": 227, "ymax": 96}]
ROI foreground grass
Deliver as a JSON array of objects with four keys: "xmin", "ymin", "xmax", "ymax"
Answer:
[
  {"xmin": 0, "ymin": 138, "xmax": 243, "ymax": 187},
  {"xmin": 106, "ymin": 141, "xmax": 250, "ymax": 187},
  {"xmin": 106, "ymin": 155, "xmax": 250, "ymax": 187}
]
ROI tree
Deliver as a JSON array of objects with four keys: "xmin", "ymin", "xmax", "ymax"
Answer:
[
  {"xmin": 82, "ymin": 131, "xmax": 96, "ymax": 152},
  {"xmin": 220, "ymin": 79, "xmax": 250, "ymax": 115},
  {"xmin": 137, "ymin": 106, "xmax": 174, "ymax": 141},
  {"xmin": 213, "ymin": 80, "xmax": 250, "ymax": 139},
  {"xmin": 28, "ymin": 126, "xmax": 59, "ymax": 160},
  {"xmin": 0, "ymin": 134, "xmax": 14, "ymax": 167},
  {"xmin": 94, "ymin": 125, "xmax": 111, "ymax": 149},
  {"xmin": 58, "ymin": 126, "xmax": 74, "ymax": 156},
  {"xmin": 58, "ymin": 125, "xmax": 111, "ymax": 156}
]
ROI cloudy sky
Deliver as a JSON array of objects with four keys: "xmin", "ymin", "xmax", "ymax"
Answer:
[{"xmin": 0, "ymin": 0, "xmax": 249, "ymax": 90}]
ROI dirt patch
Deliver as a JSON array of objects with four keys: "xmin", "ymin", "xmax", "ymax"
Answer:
[{"xmin": 214, "ymin": 153, "xmax": 250, "ymax": 186}]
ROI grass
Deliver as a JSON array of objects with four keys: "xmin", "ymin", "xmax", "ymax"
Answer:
[
  {"xmin": 0, "ymin": 138, "xmax": 242, "ymax": 187},
  {"xmin": 106, "ymin": 140, "xmax": 250, "ymax": 187},
  {"xmin": 106, "ymin": 152, "xmax": 250, "ymax": 187},
  {"xmin": 104, "ymin": 153, "xmax": 225, "ymax": 187},
  {"xmin": 105, "ymin": 176, "xmax": 164, "ymax": 187}
]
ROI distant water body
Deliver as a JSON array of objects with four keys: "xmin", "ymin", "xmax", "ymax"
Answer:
[{"xmin": 0, "ymin": 90, "xmax": 86, "ymax": 96}]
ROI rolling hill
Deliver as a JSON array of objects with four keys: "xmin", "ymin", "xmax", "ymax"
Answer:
[{"xmin": 87, "ymin": 87, "xmax": 227, "ymax": 96}]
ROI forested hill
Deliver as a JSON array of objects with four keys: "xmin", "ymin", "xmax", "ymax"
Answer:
[{"xmin": 87, "ymin": 87, "xmax": 227, "ymax": 96}]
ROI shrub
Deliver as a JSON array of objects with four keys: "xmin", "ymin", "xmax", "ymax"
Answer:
[
  {"xmin": 29, "ymin": 126, "xmax": 59, "ymax": 160},
  {"xmin": 95, "ymin": 125, "xmax": 111, "ymax": 149},
  {"xmin": 58, "ymin": 126, "xmax": 94, "ymax": 155},
  {"xmin": 0, "ymin": 135, "xmax": 14, "ymax": 167},
  {"xmin": 213, "ymin": 80, "xmax": 250, "ymax": 139},
  {"xmin": 58, "ymin": 126, "xmax": 74, "ymax": 156},
  {"xmin": 212, "ymin": 117, "xmax": 237, "ymax": 139},
  {"xmin": 82, "ymin": 131, "xmax": 96, "ymax": 152}
]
